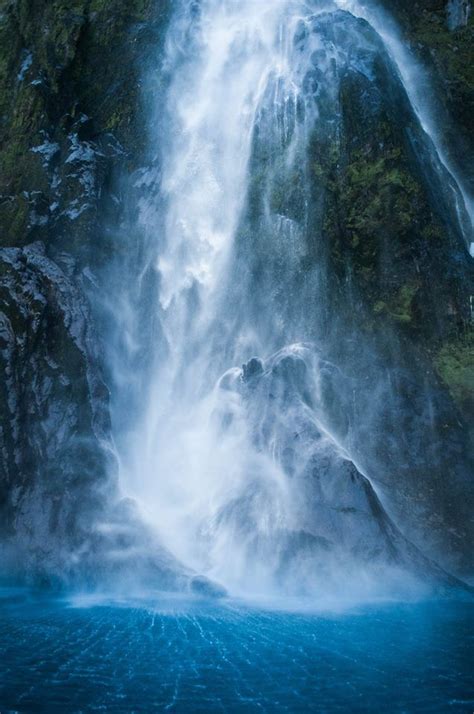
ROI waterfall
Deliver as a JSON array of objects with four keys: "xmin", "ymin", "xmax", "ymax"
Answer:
[
  {"xmin": 127, "ymin": 0, "xmax": 311, "ymax": 595},
  {"xmin": 112, "ymin": 0, "xmax": 472, "ymax": 598}
]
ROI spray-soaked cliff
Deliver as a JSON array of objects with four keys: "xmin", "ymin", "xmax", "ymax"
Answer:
[{"xmin": 0, "ymin": 0, "xmax": 472, "ymax": 596}]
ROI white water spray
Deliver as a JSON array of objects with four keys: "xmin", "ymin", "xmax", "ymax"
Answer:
[{"xmin": 116, "ymin": 0, "xmax": 472, "ymax": 598}]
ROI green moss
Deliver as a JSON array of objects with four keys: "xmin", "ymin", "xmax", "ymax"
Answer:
[
  {"xmin": 314, "ymin": 86, "xmax": 459, "ymax": 341},
  {"xmin": 391, "ymin": 284, "xmax": 417, "ymax": 324},
  {"xmin": 434, "ymin": 329, "xmax": 474, "ymax": 408},
  {"xmin": 373, "ymin": 300, "xmax": 387, "ymax": 315},
  {"xmin": 411, "ymin": 12, "xmax": 474, "ymax": 98},
  {"xmin": 323, "ymin": 145, "xmax": 428, "ymax": 292},
  {"xmin": 343, "ymin": 151, "xmax": 421, "ymax": 239},
  {"xmin": 375, "ymin": 281, "xmax": 420, "ymax": 324}
]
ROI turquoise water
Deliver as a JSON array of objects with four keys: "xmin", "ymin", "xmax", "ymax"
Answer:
[{"xmin": 0, "ymin": 590, "xmax": 473, "ymax": 713}]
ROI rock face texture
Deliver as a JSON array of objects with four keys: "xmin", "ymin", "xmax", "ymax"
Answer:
[
  {"xmin": 0, "ymin": 0, "xmax": 186, "ymax": 588},
  {"xmin": 0, "ymin": 242, "xmax": 111, "ymax": 543},
  {"xmin": 381, "ymin": 0, "xmax": 473, "ymax": 170},
  {"xmin": 0, "ymin": 0, "xmax": 170, "ymax": 258},
  {"xmin": 233, "ymin": 6, "xmax": 473, "ymax": 575},
  {"xmin": 0, "ymin": 242, "xmax": 194, "ymax": 590},
  {"xmin": 212, "ymin": 348, "xmax": 465, "ymax": 597},
  {"xmin": 0, "ymin": 1, "xmax": 472, "ymax": 588},
  {"xmin": 306, "ymin": 11, "xmax": 474, "ymax": 573}
]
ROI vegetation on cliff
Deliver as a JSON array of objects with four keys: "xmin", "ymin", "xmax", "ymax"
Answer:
[{"xmin": 0, "ymin": 0, "xmax": 170, "ymax": 259}]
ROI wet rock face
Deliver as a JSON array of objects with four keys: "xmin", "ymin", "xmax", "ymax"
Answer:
[
  {"xmin": 379, "ymin": 0, "xmax": 474, "ymax": 161},
  {"xmin": 0, "ymin": 242, "xmax": 197, "ymax": 590},
  {"xmin": 0, "ymin": 0, "xmax": 206, "ymax": 592},
  {"xmin": 447, "ymin": 0, "xmax": 471, "ymax": 29},
  {"xmin": 212, "ymin": 348, "xmax": 462, "ymax": 596},
  {"xmin": 236, "ymin": 6, "xmax": 473, "ymax": 575},
  {"xmin": 0, "ymin": 243, "xmax": 111, "ymax": 558},
  {"xmin": 0, "ymin": 0, "xmax": 171, "ymax": 261},
  {"xmin": 0, "ymin": 1, "xmax": 189, "ymax": 589}
]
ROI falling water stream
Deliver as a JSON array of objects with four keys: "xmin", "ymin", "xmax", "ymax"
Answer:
[{"xmin": 114, "ymin": 0, "xmax": 473, "ymax": 599}]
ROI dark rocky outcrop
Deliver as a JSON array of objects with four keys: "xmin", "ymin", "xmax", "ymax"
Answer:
[
  {"xmin": 0, "ymin": 242, "xmax": 112, "ymax": 540},
  {"xmin": 0, "ymin": 0, "xmax": 183, "ymax": 589},
  {"xmin": 0, "ymin": 0, "xmax": 170, "ymax": 260}
]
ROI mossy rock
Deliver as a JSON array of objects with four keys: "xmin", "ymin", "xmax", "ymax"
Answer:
[
  {"xmin": 0, "ymin": 0, "xmax": 171, "ymax": 256},
  {"xmin": 381, "ymin": 1, "xmax": 474, "ymax": 185},
  {"xmin": 434, "ymin": 328, "xmax": 474, "ymax": 413}
]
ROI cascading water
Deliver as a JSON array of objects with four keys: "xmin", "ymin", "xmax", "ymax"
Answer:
[
  {"xmin": 127, "ymin": 0, "xmax": 310, "ymax": 595},
  {"xmin": 3, "ymin": 3, "xmax": 474, "ymax": 710},
  {"xmin": 113, "ymin": 0, "xmax": 473, "ymax": 599}
]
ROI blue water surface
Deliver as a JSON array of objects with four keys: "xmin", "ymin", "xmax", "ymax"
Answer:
[{"xmin": 0, "ymin": 589, "xmax": 472, "ymax": 713}]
